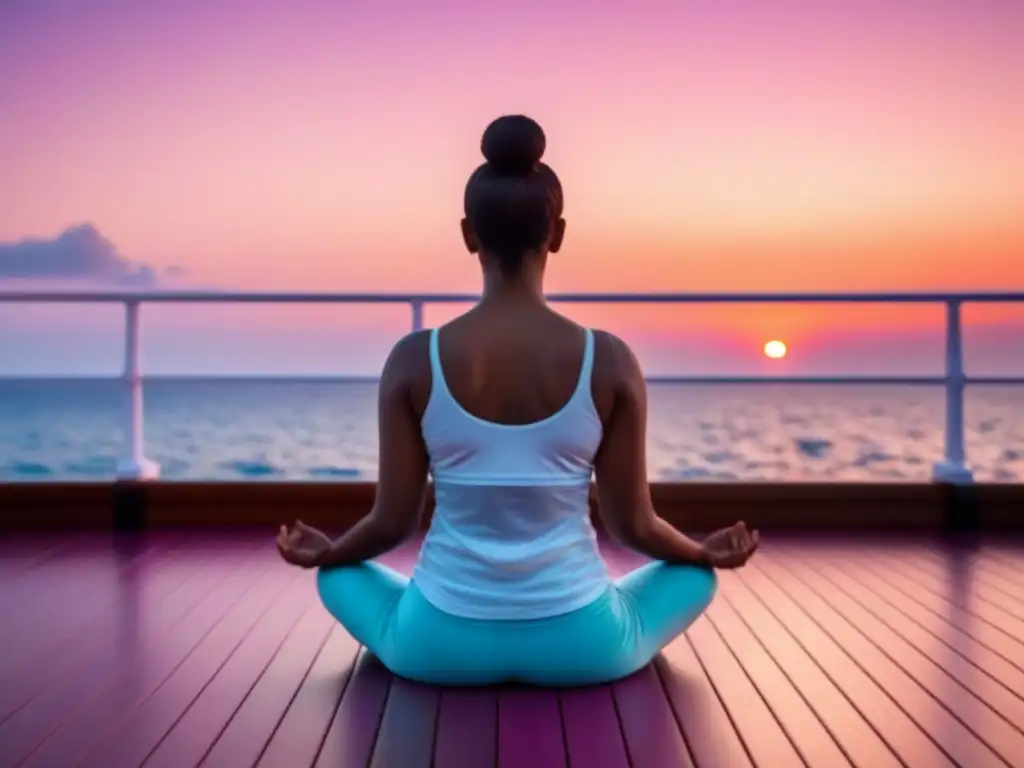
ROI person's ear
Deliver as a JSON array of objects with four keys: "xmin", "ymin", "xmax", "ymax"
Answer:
[
  {"xmin": 548, "ymin": 218, "xmax": 566, "ymax": 253},
  {"xmin": 460, "ymin": 218, "xmax": 479, "ymax": 253}
]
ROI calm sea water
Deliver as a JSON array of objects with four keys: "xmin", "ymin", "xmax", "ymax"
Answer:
[{"xmin": 0, "ymin": 379, "xmax": 1021, "ymax": 483}]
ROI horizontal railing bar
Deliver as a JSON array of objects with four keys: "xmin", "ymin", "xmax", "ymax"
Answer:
[
  {"xmin": 1, "ymin": 290, "xmax": 1024, "ymax": 304},
  {"xmin": 646, "ymin": 376, "xmax": 1024, "ymax": 385},
  {"xmin": 2, "ymin": 375, "xmax": 1022, "ymax": 386},
  {"xmin": 650, "ymin": 376, "xmax": 964, "ymax": 385},
  {"xmin": 959, "ymin": 377, "xmax": 1024, "ymax": 385}
]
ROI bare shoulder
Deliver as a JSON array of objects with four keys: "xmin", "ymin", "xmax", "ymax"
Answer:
[
  {"xmin": 590, "ymin": 329, "xmax": 644, "ymax": 422},
  {"xmin": 591, "ymin": 329, "xmax": 643, "ymax": 385},
  {"xmin": 381, "ymin": 329, "xmax": 433, "ymax": 413},
  {"xmin": 385, "ymin": 329, "xmax": 432, "ymax": 372}
]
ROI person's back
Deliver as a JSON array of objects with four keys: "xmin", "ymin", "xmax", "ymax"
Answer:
[
  {"xmin": 413, "ymin": 310, "xmax": 609, "ymax": 619},
  {"xmin": 276, "ymin": 114, "xmax": 759, "ymax": 687}
]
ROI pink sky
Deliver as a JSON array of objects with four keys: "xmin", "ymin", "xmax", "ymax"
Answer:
[{"xmin": 0, "ymin": 0, "xmax": 1022, "ymax": 375}]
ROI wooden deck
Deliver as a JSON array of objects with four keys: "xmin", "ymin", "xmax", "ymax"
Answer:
[{"xmin": 2, "ymin": 531, "xmax": 1024, "ymax": 767}]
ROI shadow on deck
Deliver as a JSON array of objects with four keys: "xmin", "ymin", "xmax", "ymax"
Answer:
[{"xmin": 1, "ymin": 531, "xmax": 1024, "ymax": 767}]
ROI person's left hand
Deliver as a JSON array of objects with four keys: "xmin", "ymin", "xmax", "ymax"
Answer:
[
  {"xmin": 700, "ymin": 521, "xmax": 759, "ymax": 569},
  {"xmin": 276, "ymin": 520, "xmax": 333, "ymax": 568}
]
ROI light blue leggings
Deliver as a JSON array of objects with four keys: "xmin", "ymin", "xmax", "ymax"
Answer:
[{"xmin": 316, "ymin": 560, "xmax": 717, "ymax": 686}]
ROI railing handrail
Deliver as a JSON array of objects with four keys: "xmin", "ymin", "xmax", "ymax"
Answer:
[
  {"xmin": 1, "ymin": 289, "xmax": 1023, "ymax": 303},
  {"xmin": 5, "ymin": 287, "xmax": 1023, "ymax": 485}
]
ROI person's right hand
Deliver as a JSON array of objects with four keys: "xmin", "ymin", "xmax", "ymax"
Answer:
[
  {"xmin": 277, "ymin": 520, "xmax": 333, "ymax": 569},
  {"xmin": 701, "ymin": 521, "xmax": 759, "ymax": 569}
]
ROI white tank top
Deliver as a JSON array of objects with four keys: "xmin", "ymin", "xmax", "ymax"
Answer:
[{"xmin": 411, "ymin": 326, "xmax": 611, "ymax": 620}]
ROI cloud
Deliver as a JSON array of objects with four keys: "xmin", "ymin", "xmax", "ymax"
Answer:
[{"xmin": 0, "ymin": 224, "xmax": 181, "ymax": 286}]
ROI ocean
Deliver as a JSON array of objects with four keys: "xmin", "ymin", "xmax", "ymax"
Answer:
[{"xmin": 0, "ymin": 379, "xmax": 1021, "ymax": 483}]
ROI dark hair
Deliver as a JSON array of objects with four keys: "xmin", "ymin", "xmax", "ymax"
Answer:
[{"xmin": 463, "ymin": 115, "xmax": 564, "ymax": 273}]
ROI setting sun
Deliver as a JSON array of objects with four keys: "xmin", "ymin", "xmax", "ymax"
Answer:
[{"xmin": 764, "ymin": 340, "xmax": 788, "ymax": 359}]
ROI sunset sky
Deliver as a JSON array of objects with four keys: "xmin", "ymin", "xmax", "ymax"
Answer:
[{"xmin": 0, "ymin": 0, "xmax": 1022, "ymax": 376}]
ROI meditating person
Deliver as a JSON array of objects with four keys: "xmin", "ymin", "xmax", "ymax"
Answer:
[{"xmin": 276, "ymin": 114, "xmax": 759, "ymax": 686}]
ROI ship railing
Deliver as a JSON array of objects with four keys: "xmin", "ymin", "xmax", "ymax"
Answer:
[{"xmin": 3, "ymin": 289, "xmax": 1024, "ymax": 484}]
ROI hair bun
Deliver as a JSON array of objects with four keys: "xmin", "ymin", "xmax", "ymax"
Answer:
[{"xmin": 481, "ymin": 115, "xmax": 546, "ymax": 175}]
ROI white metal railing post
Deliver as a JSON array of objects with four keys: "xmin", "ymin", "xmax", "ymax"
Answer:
[
  {"xmin": 116, "ymin": 300, "xmax": 160, "ymax": 480},
  {"xmin": 932, "ymin": 299, "xmax": 973, "ymax": 484},
  {"xmin": 410, "ymin": 299, "xmax": 425, "ymax": 333}
]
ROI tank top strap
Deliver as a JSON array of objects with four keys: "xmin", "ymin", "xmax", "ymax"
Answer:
[
  {"xmin": 428, "ymin": 327, "xmax": 447, "ymax": 399},
  {"xmin": 571, "ymin": 328, "xmax": 595, "ymax": 402}
]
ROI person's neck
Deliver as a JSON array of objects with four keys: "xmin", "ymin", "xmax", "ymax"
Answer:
[{"xmin": 479, "ymin": 263, "xmax": 546, "ymax": 307}]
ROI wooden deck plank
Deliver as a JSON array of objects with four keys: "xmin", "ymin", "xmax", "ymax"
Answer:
[
  {"xmin": 865, "ymin": 539, "xmax": 1024, "ymax": 612},
  {"xmin": 313, "ymin": 651, "xmax": 392, "ymax": 768},
  {"xmin": 0, "ymin": 533, "xmax": 105, "ymax": 583},
  {"xmin": 685, "ymin": 615, "xmax": 807, "ymax": 767},
  {"xmin": 753, "ymin": 556, "xmax": 1010, "ymax": 768},
  {"xmin": 794, "ymin": 546, "xmax": 1024, "ymax": 700},
  {"xmin": 978, "ymin": 544, "xmax": 1024, "ymax": 574},
  {"xmin": 370, "ymin": 677, "xmax": 441, "ymax": 768},
  {"xmin": 497, "ymin": 689, "xmax": 567, "ymax": 768},
  {"xmin": 909, "ymin": 549, "xmax": 1024, "ymax": 620},
  {"xmin": 777, "ymin": 544, "xmax": 1024, "ymax": 730},
  {"xmin": 198, "ymin": 605, "xmax": 335, "ymax": 768},
  {"xmin": 765, "ymin": 551, "xmax": 1024, "ymax": 767},
  {"xmin": 803, "ymin": 546, "xmax": 1024, "ymax": 671},
  {"xmin": 656, "ymin": 638, "xmax": 756, "ymax": 768},
  {"xmin": 0, "ymin": 534, "xmax": 195, "ymax": 688},
  {"xmin": 559, "ymin": 686, "xmax": 630, "ymax": 768},
  {"xmin": 917, "ymin": 542, "xmax": 1024, "ymax": 601},
  {"xmin": 0, "ymin": 545, "xmax": 213, "ymax": 715},
  {"xmin": 0, "ymin": 540, "xmax": 261, "ymax": 717},
  {"xmin": 0, "ymin": 532, "xmax": 74, "ymax": 556},
  {"xmin": 20, "ymin": 552, "xmax": 285, "ymax": 768},
  {"xmin": 611, "ymin": 665, "xmax": 694, "ymax": 768},
  {"xmin": 72, "ymin": 560, "xmax": 296, "ymax": 768},
  {"xmin": 0, "ymin": 533, "xmax": 174, "ymax": 645},
  {"xmin": 433, "ymin": 688, "xmax": 499, "ymax": 768},
  {"xmin": 0, "ymin": 545, "xmax": 271, "ymax": 766},
  {"xmin": 735, "ymin": 565, "xmax": 958, "ymax": 767},
  {"xmin": 255, "ymin": 628, "xmax": 362, "ymax": 768},
  {"xmin": 0, "ymin": 531, "xmax": 147, "ymax": 587},
  {"xmin": 128, "ymin": 576, "xmax": 315, "ymax": 768},
  {"xmin": 865, "ymin": 552, "xmax": 1024, "ymax": 650},
  {"xmin": 714, "ymin": 572, "xmax": 903, "ymax": 768},
  {"xmin": 703, "ymin": 591, "xmax": 854, "ymax": 767}
]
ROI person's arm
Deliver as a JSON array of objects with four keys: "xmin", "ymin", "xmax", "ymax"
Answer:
[
  {"xmin": 320, "ymin": 332, "xmax": 430, "ymax": 567},
  {"xmin": 592, "ymin": 333, "xmax": 709, "ymax": 566}
]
